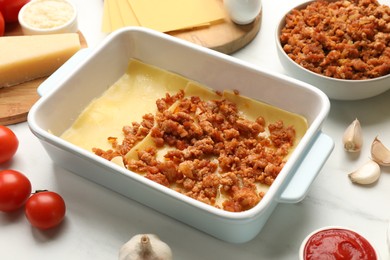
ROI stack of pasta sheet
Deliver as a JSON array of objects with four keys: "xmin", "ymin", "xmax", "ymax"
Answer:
[{"xmin": 102, "ymin": 0, "xmax": 226, "ymax": 33}]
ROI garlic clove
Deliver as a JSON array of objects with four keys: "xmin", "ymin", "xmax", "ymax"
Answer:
[
  {"xmin": 342, "ymin": 118, "xmax": 363, "ymax": 152},
  {"xmin": 371, "ymin": 136, "xmax": 390, "ymax": 166},
  {"xmin": 119, "ymin": 234, "xmax": 172, "ymax": 260},
  {"xmin": 348, "ymin": 160, "xmax": 381, "ymax": 185}
]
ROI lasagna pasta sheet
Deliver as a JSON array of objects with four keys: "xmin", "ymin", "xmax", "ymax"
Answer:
[{"xmin": 61, "ymin": 60, "xmax": 189, "ymax": 150}]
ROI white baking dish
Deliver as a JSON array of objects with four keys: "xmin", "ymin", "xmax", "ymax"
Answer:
[{"xmin": 28, "ymin": 27, "xmax": 334, "ymax": 244}]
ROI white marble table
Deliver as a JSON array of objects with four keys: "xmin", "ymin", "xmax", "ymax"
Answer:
[{"xmin": 1, "ymin": 0, "xmax": 390, "ymax": 259}]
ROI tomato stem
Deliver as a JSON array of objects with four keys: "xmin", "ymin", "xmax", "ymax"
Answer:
[{"xmin": 33, "ymin": 189, "xmax": 48, "ymax": 194}]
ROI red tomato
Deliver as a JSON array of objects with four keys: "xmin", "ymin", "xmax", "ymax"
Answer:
[
  {"xmin": 0, "ymin": 169, "xmax": 32, "ymax": 212},
  {"xmin": 0, "ymin": 0, "xmax": 29, "ymax": 23},
  {"xmin": 0, "ymin": 125, "xmax": 19, "ymax": 164},
  {"xmin": 0, "ymin": 12, "xmax": 4, "ymax": 36},
  {"xmin": 25, "ymin": 191, "xmax": 66, "ymax": 229}
]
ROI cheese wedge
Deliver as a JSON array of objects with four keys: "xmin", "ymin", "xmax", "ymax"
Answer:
[{"xmin": 0, "ymin": 33, "xmax": 81, "ymax": 88}]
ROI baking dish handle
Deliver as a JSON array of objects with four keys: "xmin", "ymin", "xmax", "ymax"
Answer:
[
  {"xmin": 37, "ymin": 48, "xmax": 92, "ymax": 97},
  {"xmin": 277, "ymin": 131, "xmax": 334, "ymax": 203}
]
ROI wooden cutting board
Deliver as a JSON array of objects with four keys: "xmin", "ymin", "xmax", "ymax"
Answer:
[
  {"xmin": 170, "ymin": 11, "xmax": 262, "ymax": 54},
  {"xmin": 0, "ymin": 24, "xmax": 87, "ymax": 126},
  {"xmin": 0, "ymin": 11, "xmax": 261, "ymax": 126}
]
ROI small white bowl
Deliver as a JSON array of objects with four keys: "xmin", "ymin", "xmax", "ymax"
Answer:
[
  {"xmin": 299, "ymin": 226, "xmax": 380, "ymax": 259},
  {"xmin": 18, "ymin": 0, "xmax": 78, "ymax": 35},
  {"xmin": 275, "ymin": 0, "xmax": 390, "ymax": 101},
  {"xmin": 224, "ymin": 0, "xmax": 262, "ymax": 25}
]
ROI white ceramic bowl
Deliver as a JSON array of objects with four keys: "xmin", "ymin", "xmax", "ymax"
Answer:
[
  {"xmin": 224, "ymin": 0, "xmax": 262, "ymax": 25},
  {"xmin": 18, "ymin": 0, "xmax": 78, "ymax": 35},
  {"xmin": 28, "ymin": 27, "xmax": 334, "ymax": 244},
  {"xmin": 299, "ymin": 226, "xmax": 380, "ymax": 259},
  {"xmin": 275, "ymin": 0, "xmax": 390, "ymax": 101}
]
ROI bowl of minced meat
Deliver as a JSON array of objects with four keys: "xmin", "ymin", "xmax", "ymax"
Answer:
[{"xmin": 276, "ymin": 0, "xmax": 390, "ymax": 100}]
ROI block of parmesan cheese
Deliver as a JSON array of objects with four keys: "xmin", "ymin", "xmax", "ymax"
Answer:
[{"xmin": 0, "ymin": 33, "xmax": 81, "ymax": 88}]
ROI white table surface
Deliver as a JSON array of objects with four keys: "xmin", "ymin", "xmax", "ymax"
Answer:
[{"xmin": 2, "ymin": 0, "xmax": 390, "ymax": 259}]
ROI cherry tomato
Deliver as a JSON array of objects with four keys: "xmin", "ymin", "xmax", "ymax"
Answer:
[
  {"xmin": 0, "ymin": 169, "xmax": 32, "ymax": 212},
  {"xmin": 0, "ymin": 12, "xmax": 4, "ymax": 36},
  {"xmin": 25, "ymin": 191, "xmax": 66, "ymax": 229},
  {"xmin": 0, "ymin": 0, "xmax": 30, "ymax": 23},
  {"xmin": 0, "ymin": 125, "xmax": 19, "ymax": 164}
]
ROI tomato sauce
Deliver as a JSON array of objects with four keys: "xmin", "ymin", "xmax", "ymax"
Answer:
[{"xmin": 304, "ymin": 228, "xmax": 377, "ymax": 260}]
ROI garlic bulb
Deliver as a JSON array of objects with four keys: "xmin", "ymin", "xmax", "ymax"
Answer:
[
  {"xmin": 371, "ymin": 136, "xmax": 390, "ymax": 166},
  {"xmin": 342, "ymin": 118, "xmax": 363, "ymax": 152},
  {"xmin": 348, "ymin": 160, "xmax": 381, "ymax": 185},
  {"xmin": 119, "ymin": 234, "xmax": 172, "ymax": 260}
]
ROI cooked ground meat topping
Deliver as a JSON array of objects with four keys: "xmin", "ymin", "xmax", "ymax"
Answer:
[
  {"xmin": 93, "ymin": 90, "xmax": 296, "ymax": 212},
  {"xmin": 280, "ymin": 0, "xmax": 390, "ymax": 80}
]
